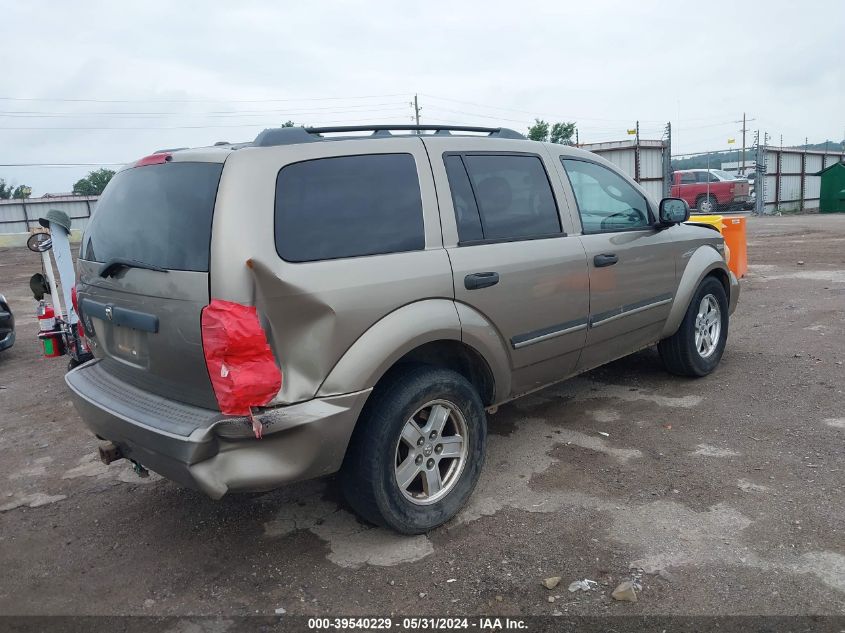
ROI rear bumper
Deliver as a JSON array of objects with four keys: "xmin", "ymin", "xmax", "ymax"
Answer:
[
  {"xmin": 728, "ymin": 271, "xmax": 740, "ymax": 315},
  {"xmin": 65, "ymin": 359, "xmax": 371, "ymax": 498}
]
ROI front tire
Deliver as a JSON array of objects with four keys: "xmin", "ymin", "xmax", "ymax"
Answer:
[
  {"xmin": 341, "ymin": 365, "xmax": 487, "ymax": 534},
  {"xmin": 658, "ymin": 276, "xmax": 729, "ymax": 377}
]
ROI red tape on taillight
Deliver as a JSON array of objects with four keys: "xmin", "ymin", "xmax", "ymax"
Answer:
[{"xmin": 201, "ymin": 299, "xmax": 282, "ymax": 419}]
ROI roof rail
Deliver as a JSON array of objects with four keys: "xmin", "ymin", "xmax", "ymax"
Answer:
[{"xmin": 252, "ymin": 124, "xmax": 526, "ymax": 147}]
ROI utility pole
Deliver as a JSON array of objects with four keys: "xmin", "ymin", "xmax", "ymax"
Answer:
[
  {"xmin": 663, "ymin": 121, "xmax": 672, "ymax": 198},
  {"xmin": 737, "ymin": 112, "xmax": 756, "ymax": 175},
  {"xmin": 575, "ymin": 127, "xmax": 579, "ymax": 147},
  {"xmin": 412, "ymin": 94, "xmax": 421, "ymax": 126},
  {"xmin": 634, "ymin": 120, "xmax": 641, "ymax": 182}
]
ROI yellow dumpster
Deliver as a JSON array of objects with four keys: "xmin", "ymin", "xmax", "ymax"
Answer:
[{"xmin": 686, "ymin": 214, "xmax": 724, "ymax": 233}]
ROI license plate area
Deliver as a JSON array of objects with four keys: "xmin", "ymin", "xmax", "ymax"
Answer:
[{"xmin": 105, "ymin": 324, "xmax": 149, "ymax": 367}]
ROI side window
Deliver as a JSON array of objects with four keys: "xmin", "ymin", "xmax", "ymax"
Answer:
[
  {"xmin": 680, "ymin": 172, "xmax": 696, "ymax": 184},
  {"xmin": 448, "ymin": 154, "xmax": 561, "ymax": 241},
  {"xmin": 561, "ymin": 159, "xmax": 651, "ymax": 233},
  {"xmin": 275, "ymin": 154, "xmax": 425, "ymax": 262},
  {"xmin": 443, "ymin": 155, "xmax": 484, "ymax": 242}
]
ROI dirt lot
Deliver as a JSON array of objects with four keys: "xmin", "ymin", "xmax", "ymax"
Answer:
[{"xmin": 0, "ymin": 214, "xmax": 843, "ymax": 619}]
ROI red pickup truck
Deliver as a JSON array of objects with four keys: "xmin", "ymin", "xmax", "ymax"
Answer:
[{"xmin": 671, "ymin": 169, "xmax": 751, "ymax": 212}]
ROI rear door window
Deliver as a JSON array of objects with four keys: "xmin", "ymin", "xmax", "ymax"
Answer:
[
  {"xmin": 680, "ymin": 172, "xmax": 696, "ymax": 184},
  {"xmin": 81, "ymin": 162, "xmax": 223, "ymax": 272},
  {"xmin": 275, "ymin": 153, "xmax": 424, "ymax": 262},
  {"xmin": 445, "ymin": 153, "xmax": 561, "ymax": 242}
]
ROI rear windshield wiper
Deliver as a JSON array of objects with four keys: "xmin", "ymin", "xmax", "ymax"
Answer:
[{"xmin": 99, "ymin": 258, "xmax": 169, "ymax": 278}]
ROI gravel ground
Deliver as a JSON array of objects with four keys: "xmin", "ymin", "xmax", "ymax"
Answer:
[{"xmin": 0, "ymin": 214, "xmax": 843, "ymax": 618}]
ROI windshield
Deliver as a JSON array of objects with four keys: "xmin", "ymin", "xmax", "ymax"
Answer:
[
  {"xmin": 710, "ymin": 169, "xmax": 738, "ymax": 181},
  {"xmin": 81, "ymin": 162, "xmax": 223, "ymax": 272}
]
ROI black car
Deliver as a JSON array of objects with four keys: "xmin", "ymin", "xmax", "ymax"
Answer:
[{"xmin": 0, "ymin": 294, "xmax": 14, "ymax": 351}]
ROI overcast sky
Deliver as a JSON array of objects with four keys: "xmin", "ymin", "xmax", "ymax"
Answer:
[{"xmin": 2, "ymin": 0, "xmax": 843, "ymax": 195}]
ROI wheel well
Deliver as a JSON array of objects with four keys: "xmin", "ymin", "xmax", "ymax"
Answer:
[
  {"xmin": 382, "ymin": 340, "xmax": 496, "ymax": 406},
  {"xmin": 705, "ymin": 268, "xmax": 730, "ymax": 298}
]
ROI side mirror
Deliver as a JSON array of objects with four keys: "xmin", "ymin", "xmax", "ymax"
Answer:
[
  {"xmin": 658, "ymin": 197, "xmax": 690, "ymax": 225},
  {"xmin": 27, "ymin": 232, "xmax": 53, "ymax": 252}
]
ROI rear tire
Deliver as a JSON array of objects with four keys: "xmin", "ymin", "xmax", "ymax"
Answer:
[
  {"xmin": 341, "ymin": 365, "xmax": 487, "ymax": 534},
  {"xmin": 658, "ymin": 276, "xmax": 728, "ymax": 377},
  {"xmin": 696, "ymin": 194, "xmax": 719, "ymax": 213}
]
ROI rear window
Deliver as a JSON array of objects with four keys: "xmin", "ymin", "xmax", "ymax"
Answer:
[
  {"xmin": 81, "ymin": 162, "xmax": 223, "ymax": 272},
  {"xmin": 274, "ymin": 154, "xmax": 424, "ymax": 262}
]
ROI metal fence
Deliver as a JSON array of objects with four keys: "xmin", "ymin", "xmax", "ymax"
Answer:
[
  {"xmin": 757, "ymin": 147, "xmax": 844, "ymax": 214},
  {"xmin": 0, "ymin": 195, "xmax": 97, "ymax": 235}
]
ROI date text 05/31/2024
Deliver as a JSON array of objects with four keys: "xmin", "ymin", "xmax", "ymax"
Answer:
[{"xmin": 307, "ymin": 617, "xmax": 528, "ymax": 630}]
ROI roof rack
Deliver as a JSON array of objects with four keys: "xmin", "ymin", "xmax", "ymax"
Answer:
[{"xmin": 252, "ymin": 124, "xmax": 525, "ymax": 147}]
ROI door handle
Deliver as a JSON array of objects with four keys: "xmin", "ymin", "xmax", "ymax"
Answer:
[
  {"xmin": 464, "ymin": 272, "xmax": 500, "ymax": 290},
  {"xmin": 593, "ymin": 253, "xmax": 618, "ymax": 268}
]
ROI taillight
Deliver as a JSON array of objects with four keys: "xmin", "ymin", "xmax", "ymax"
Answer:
[
  {"xmin": 201, "ymin": 299, "xmax": 282, "ymax": 432},
  {"xmin": 133, "ymin": 152, "xmax": 172, "ymax": 167},
  {"xmin": 70, "ymin": 286, "xmax": 90, "ymax": 350}
]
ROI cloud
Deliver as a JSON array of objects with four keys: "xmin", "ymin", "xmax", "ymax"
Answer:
[{"xmin": 2, "ymin": 0, "xmax": 843, "ymax": 194}]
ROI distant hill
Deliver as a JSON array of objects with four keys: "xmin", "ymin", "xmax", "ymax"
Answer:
[
  {"xmin": 672, "ymin": 140, "xmax": 845, "ymax": 171},
  {"xmin": 796, "ymin": 139, "xmax": 845, "ymax": 152}
]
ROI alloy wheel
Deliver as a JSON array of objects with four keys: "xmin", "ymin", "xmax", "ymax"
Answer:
[{"xmin": 394, "ymin": 399, "xmax": 468, "ymax": 505}]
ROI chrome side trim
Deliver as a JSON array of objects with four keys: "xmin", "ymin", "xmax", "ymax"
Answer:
[
  {"xmin": 511, "ymin": 318, "xmax": 588, "ymax": 349},
  {"xmin": 590, "ymin": 293, "xmax": 674, "ymax": 329}
]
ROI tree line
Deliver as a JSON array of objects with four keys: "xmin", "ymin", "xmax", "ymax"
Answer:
[{"xmin": 0, "ymin": 168, "xmax": 116, "ymax": 200}]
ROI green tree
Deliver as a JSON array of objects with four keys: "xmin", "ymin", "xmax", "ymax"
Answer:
[
  {"xmin": 527, "ymin": 119, "xmax": 550, "ymax": 142},
  {"xmin": 12, "ymin": 184, "xmax": 32, "ymax": 199},
  {"xmin": 528, "ymin": 119, "xmax": 576, "ymax": 144},
  {"xmin": 73, "ymin": 168, "xmax": 115, "ymax": 196},
  {"xmin": 550, "ymin": 122, "xmax": 576, "ymax": 145},
  {"xmin": 0, "ymin": 179, "xmax": 12, "ymax": 200},
  {"xmin": 281, "ymin": 120, "xmax": 296, "ymax": 127}
]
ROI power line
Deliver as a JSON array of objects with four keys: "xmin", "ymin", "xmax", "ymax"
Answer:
[
  {"xmin": 422, "ymin": 94, "xmax": 659, "ymax": 123},
  {"xmin": 0, "ymin": 102, "xmax": 409, "ymax": 117},
  {"xmin": 0, "ymin": 114, "xmax": 415, "ymax": 131},
  {"xmin": 0, "ymin": 107, "xmax": 411, "ymax": 121},
  {"xmin": 422, "ymin": 93, "xmax": 743, "ymax": 125},
  {"xmin": 0, "ymin": 93, "xmax": 408, "ymax": 104}
]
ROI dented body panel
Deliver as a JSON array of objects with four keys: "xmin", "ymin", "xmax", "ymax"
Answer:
[{"xmin": 209, "ymin": 137, "xmax": 452, "ymax": 405}]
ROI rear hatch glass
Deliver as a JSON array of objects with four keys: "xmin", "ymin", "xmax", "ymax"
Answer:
[
  {"xmin": 82, "ymin": 162, "xmax": 222, "ymax": 271},
  {"xmin": 77, "ymin": 161, "xmax": 224, "ymax": 410}
]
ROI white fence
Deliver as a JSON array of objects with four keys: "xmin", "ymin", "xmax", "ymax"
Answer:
[
  {"xmin": 760, "ymin": 149, "xmax": 844, "ymax": 213},
  {"xmin": 724, "ymin": 149, "xmax": 844, "ymax": 213},
  {"xmin": 0, "ymin": 195, "xmax": 97, "ymax": 236}
]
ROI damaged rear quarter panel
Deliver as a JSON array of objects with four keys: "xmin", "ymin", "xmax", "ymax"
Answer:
[{"xmin": 209, "ymin": 139, "xmax": 453, "ymax": 405}]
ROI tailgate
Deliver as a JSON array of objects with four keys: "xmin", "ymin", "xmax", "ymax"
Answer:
[
  {"xmin": 731, "ymin": 180, "xmax": 750, "ymax": 198},
  {"xmin": 76, "ymin": 159, "xmax": 223, "ymax": 410}
]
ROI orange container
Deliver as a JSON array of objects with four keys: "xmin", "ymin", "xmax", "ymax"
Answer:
[{"xmin": 721, "ymin": 215, "xmax": 747, "ymax": 278}]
